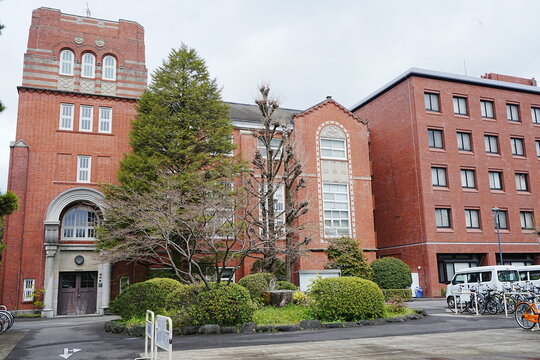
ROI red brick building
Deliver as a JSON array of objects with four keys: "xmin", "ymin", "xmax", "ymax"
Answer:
[
  {"xmin": 0, "ymin": 8, "xmax": 376, "ymax": 315},
  {"xmin": 353, "ymin": 68, "xmax": 540, "ymax": 297}
]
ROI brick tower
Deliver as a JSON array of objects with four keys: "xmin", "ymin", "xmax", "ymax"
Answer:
[{"xmin": 0, "ymin": 7, "xmax": 147, "ymax": 316}]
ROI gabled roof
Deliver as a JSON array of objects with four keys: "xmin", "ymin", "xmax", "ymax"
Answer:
[
  {"xmin": 295, "ymin": 96, "xmax": 366, "ymax": 124},
  {"xmin": 227, "ymin": 102, "xmax": 300, "ymax": 127},
  {"xmin": 350, "ymin": 67, "xmax": 540, "ymax": 111}
]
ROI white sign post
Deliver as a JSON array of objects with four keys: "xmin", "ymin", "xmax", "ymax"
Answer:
[
  {"xmin": 154, "ymin": 315, "xmax": 173, "ymax": 360},
  {"xmin": 144, "ymin": 310, "xmax": 155, "ymax": 360}
]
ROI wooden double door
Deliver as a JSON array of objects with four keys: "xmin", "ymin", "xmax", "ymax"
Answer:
[{"xmin": 57, "ymin": 272, "xmax": 97, "ymax": 315}]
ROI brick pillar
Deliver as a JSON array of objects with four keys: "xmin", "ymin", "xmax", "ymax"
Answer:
[{"xmin": 484, "ymin": 252, "xmax": 497, "ymax": 266}]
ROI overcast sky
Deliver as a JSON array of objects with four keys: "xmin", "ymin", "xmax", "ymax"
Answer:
[{"xmin": 0, "ymin": 0, "xmax": 539, "ymax": 191}]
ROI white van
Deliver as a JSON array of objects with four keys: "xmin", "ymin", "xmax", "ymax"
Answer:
[
  {"xmin": 446, "ymin": 265, "xmax": 520, "ymax": 306},
  {"xmin": 516, "ymin": 265, "xmax": 540, "ymax": 288}
]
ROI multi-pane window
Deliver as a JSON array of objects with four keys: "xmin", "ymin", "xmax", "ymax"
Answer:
[
  {"xmin": 435, "ymin": 208, "xmax": 451, "ymax": 228},
  {"xmin": 99, "ymin": 107, "xmax": 112, "ymax": 133},
  {"xmin": 81, "ymin": 53, "xmax": 96, "ymax": 78},
  {"xmin": 59, "ymin": 103, "xmax": 74, "ymax": 130},
  {"xmin": 323, "ymin": 183, "xmax": 350, "ymax": 237},
  {"xmin": 510, "ymin": 137, "xmax": 525, "ymax": 156},
  {"xmin": 520, "ymin": 211, "xmax": 535, "ymax": 230},
  {"xmin": 102, "ymin": 55, "xmax": 117, "ymax": 81},
  {"xmin": 480, "ymin": 100, "xmax": 494, "ymax": 118},
  {"xmin": 457, "ymin": 132, "xmax": 472, "ymax": 151},
  {"xmin": 536, "ymin": 140, "xmax": 540, "ymax": 157},
  {"xmin": 484, "ymin": 135, "xmax": 499, "ymax": 154},
  {"xmin": 515, "ymin": 173, "xmax": 529, "ymax": 192},
  {"xmin": 460, "ymin": 169, "xmax": 476, "ymax": 189},
  {"xmin": 261, "ymin": 183, "xmax": 285, "ymax": 228},
  {"xmin": 59, "ymin": 49, "xmax": 74, "ymax": 76},
  {"xmin": 23, "ymin": 278, "xmax": 35, "ymax": 301},
  {"xmin": 465, "ymin": 209, "xmax": 480, "ymax": 229},
  {"xmin": 489, "ymin": 171, "xmax": 504, "ymax": 190},
  {"xmin": 494, "ymin": 210, "xmax": 508, "ymax": 229},
  {"xmin": 320, "ymin": 138, "xmax": 347, "ymax": 159},
  {"xmin": 532, "ymin": 107, "xmax": 540, "ymax": 124},
  {"xmin": 79, "ymin": 105, "xmax": 93, "ymax": 132},
  {"xmin": 424, "ymin": 92, "xmax": 440, "ymax": 112},
  {"xmin": 257, "ymin": 138, "xmax": 282, "ymax": 159},
  {"xmin": 431, "ymin": 167, "xmax": 447, "ymax": 187},
  {"xmin": 453, "ymin": 96, "xmax": 468, "ymax": 115},
  {"xmin": 506, "ymin": 104, "xmax": 520, "ymax": 122},
  {"xmin": 77, "ymin": 155, "xmax": 91, "ymax": 183},
  {"xmin": 428, "ymin": 129, "xmax": 444, "ymax": 149},
  {"xmin": 62, "ymin": 206, "xmax": 99, "ymax": 240}
]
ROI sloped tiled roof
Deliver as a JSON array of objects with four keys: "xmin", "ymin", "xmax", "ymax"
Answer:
[
  {"xmin": 227, "ymin": 102, "xmax": 300, "ymax": 126},
  {"xmin": 295, "ymin": 97, "xmax": 366, "ymax": 124}
]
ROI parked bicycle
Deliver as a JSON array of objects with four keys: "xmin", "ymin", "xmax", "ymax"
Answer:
[
  {"xmin": 514, "ymin": 294, "xmax": 540, "ymax": 330},
  {"xmin": 0, "ymin": 305, "xmax": 14, "ymax": 334}
]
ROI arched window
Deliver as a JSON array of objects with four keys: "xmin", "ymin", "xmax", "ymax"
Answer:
[
  {"xmin": 59, "ymin": 49, "xmax": 74, "ymax": 76},
  {"xmin": 81, "ymin": 53, "xmax": 96, "ymax": 78},
  {"xmin": 320, "ymin": 125, "xmax": 347, "ymax": 160},
  {"xmin": 61, "ymin": 206, "xmax": 99, "ymax": 240},
  {"xmin": 102, "ymin": 55, "xmax": 117, "ymax": 80}
]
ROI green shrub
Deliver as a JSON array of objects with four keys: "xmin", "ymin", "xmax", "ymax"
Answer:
[
  {"xmin": 382, "ymin": 289, "xmax": 412, "ymax": 302},
  {"xmin": 187, "ymin": 283, "xmax": 256, "ymax": 326},
  {"xmin": 325, "ymin": 237, "xmax": 374, "ymax": 280},
  {"xmin": 371, "ymin": 257, "xmax": 412, "ymax": 289},
  {"xmin": 238, "ymin": 273, "xmax": 274, "ymax": 302},
  {"xmin": 110, "ymin": 278, "xmax": 184, "ymax": 319},
  {"xmin": 308, "ymin": 276, "xmax": 384, "ymax": 322},
  {"xmin": 276, "ymin": 281, "xmax": 297, "ymax": 290}
]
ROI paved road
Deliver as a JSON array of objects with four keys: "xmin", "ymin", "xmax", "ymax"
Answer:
[{"xmin": 1, "ymin": 299, "xmax": 537, "ymax": 359}]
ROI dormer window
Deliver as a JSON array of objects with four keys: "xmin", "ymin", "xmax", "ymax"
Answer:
[
  {"xmin": 102, "ymin": 55, "xmax": 117, "ymax": 81},
  {"xmin": 81, "ymin": 53, "xmax": 96, "ymax": 78},
  {"xmin": 59, "ymin": 50, "xmax": 74, "ymax": 76}
]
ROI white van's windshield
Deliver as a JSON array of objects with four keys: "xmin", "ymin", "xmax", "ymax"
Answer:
[{"xmin": 497, "ymin": 270, "xmax": 519, "ymax": 282}]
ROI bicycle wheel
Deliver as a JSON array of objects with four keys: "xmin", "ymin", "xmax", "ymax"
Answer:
[
  {"xmin": 515, "ymin": 303, "xmax": 537, "ymax": 329},
  {"xmin": 0, "ymin": 310, "xmax": 14, "ymax": 330},
  {"xmin": 505, "ymin": 296, "xmax": 518, "ymax": 314},
  {"xmin": 486, "ymin": 300, "xmax": 499, "ymax": 315},
  {"xmin": 0, "ymin": 312, "xmax": 10, "ymax": 334},
  {"xmin": 447, "ymin": 296, "xmax": 465, "ymax": 313}
]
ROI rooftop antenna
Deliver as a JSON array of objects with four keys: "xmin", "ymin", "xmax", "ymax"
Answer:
[
  {"xmin": 86, "ymin": 2, "xmax": 91, "ymax": 17},
  {"xmin": 463, "ymin": 59, "xmax": 468, "ymax": 76}
]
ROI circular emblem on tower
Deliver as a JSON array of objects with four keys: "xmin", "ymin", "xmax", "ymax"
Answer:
[
  {"xmin": 95, "ymin": 39, "xmax": 105, "ymax": 47},
  {"xmin": 74, "ymin": 36, "xmax": 84, "ymax": 45}
]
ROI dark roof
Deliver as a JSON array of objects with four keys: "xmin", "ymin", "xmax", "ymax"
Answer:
[
  {"xmin": 350, "ymin": 67, "xmax": 540, "ymax": 111},
  {"xmin": 226, "ymin": 102, "xmax": 301, "ymax": 125}
]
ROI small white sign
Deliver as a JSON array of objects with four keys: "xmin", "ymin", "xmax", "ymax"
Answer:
[{"xmin": 59, "ymin": 348, "xmax": 81, "ymax": 359}]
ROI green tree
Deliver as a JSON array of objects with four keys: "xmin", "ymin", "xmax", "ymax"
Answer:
[
  {"xmin": 324, "ymin": 236, "xmax": 373, "ymax": 280},
  {"xmin": 0, "ymin": 191, "xmax": 19, "ymax": 262},
  {"xmin": 371, "ymin": 257, "xmax": 412, "ymax": 289}
]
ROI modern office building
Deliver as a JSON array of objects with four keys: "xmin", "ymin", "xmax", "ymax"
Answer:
[{"xmin": 352, "ymin": 68, "xmax": 540, "ymax": 297}]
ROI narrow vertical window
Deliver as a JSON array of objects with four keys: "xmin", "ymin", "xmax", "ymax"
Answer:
[
  {"xmin": 59, "ymin": 50, "xmax": 74, "ymax": 76},
  {"xmin": 59, "ymin": 103, "xmax": 74, "ymax": 130},
  {"xmin": 23, "ymin": 278, "xmax": 35, "ymax": 301},
  {"xmin": 431, "ymin": 167, "xmax": 447, "ymax": 187},
  {"xmin": 520, "ymin": 211, "xmax": 535, "ymax": 230},
  {"xmin": 515, "ymin": 173, "xmax": 529, "ymax": 192},
  {"xmin": 480, "ymin": 100, "xmax": 494, "ymax": 118},
  {"xmin": 536, "ymin": 140, "xmax": 540, "ymax": 157},
  {"xmin": 435, "ymin": 208, "xmax": 451, "ymax": 228},
  {"xmin": 77, "ymin": 155, "xmax": 91, "ymax": 183},
  {"xmin": 460, "ymin": 169, "xmax": 476, "ymax": 189},
  {"xmin": 98, "ymin": 107, "xmax": 112, "ymax": 133},
  {"xmin": 494, "ymin": 210, "xmax": 508, "ymax": 229},
  {"xmin": 510, "ymin": 137, "xmax": 525, "ymax": 156},
  {"xmin": 424, "ymin": 93, "xmax": 440, "ymax": 112},
  {"xmin": 79, "ymin": 105, "xmax": 93, "ymax": 132},
  {"xmin": 102, "ymin": 55, "xmax": 117, "ymax": 81},
  {"xmin": 506, "ymin": 104, "xmax": 520, "ymax": 122},
  {"xmin": 488, "ymin": 171, "xmax": 503, "ymax": 190},
  {"xmin": 81, "ymin": 53, "xmax": 96, "ymax": 78},
  {"xmin": 465, "ymin": 209, "xmax": 480, "ymax": 229},
  {"xmin": 428, "ymin": 129, "xmax": 444, "ymax": 149},
  {"xmin": 457, "ymin": 132, "xmax": 472, "ymax": 151},
  {"xmin": 323, "ymin": 183, "xmax": 350, "ymax": 237},
  {"xmin": 532, "ymin": 107, "xmax": 540, "ymax": 124},
  {"xmin": 453, "ymin": 96, "xmax": 468, "ymax": 115}
]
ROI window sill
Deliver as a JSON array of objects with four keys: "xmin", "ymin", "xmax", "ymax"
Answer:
[
  {"xmin": 490, "ymin": 189, "xmax": 505, "ymax": 194},
  {"xmin": 482, "ymin": 117, "xmax": 496, "ymax": 122},
  {"xmin": 512, "ymin": 155, "xmax": 527, "ymax": 160},
  {"xmin": 522, "ymin": 229, "xmax": 536, "ymax": 233},
  {"xmin": 436, "ymin": 228, "xmax": 454, "ymax": 233},
  {"xmin": 425, "ymin": 111, "xmax": 442, "ymax": 116},
  {"xmin": 433, "ymin": 187, "xmax": 450, "ymax": 191},
  {"xmin": 466, "ymin": 229, "xmax": 483, "ymax": 233},
  {"xmin": 462, "ymin": 188, "xmax": 478, "ymax": 193},
  {"xmin": 454, "ymin": 114, "xmax": 470, "ymax": 119},
  {"xmin": 53, "ymin": 181, "xmax": 98, "ymax": 186},
  {"xmin": 517, "ymin": 191, "xmax": 532, "ymax": 195},
  {"xmin": 485, "ymin": 153, "xmax": 501, "ymax": 157},
  {"xmin": 508, "ymin": 121, "xmax": 522, "ymax": 124},
  {"xmin": 429, "ymin": 148, "xmax": 446, "ymax": 152},
  {"xmin": 458, "ymin": 150, "xmax": 474, "ymax": 155}
]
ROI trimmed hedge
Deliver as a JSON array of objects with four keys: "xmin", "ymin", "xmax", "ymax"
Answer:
[
  {"xmin": 110, "ymin": 278, "xmax": 184, "ymax": 319},
  {"xmin": 187, "ymin": 283, "xmax": 256, "ymax": 326},
  {"xmin": 308, "ymin": 277, "xmax": 385, "ymax": 322},
  {"xmin": 382, "ymin": 289, "xmax": 412, "ymax": 302},
  {"xmin": 276, "ymin": 281, "xmax": 297, "ymax": 291},
  {"xmin": 238, "ymin": 273, "xmax": 274, "ymax": 302},
  {"xmin": 371, "ymin": 257, "xmax": 412, "ymax": 290}
]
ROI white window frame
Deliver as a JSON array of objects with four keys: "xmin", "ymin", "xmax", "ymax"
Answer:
[
  {"xmin": 453, "ymin": 96, "xmax": 468, "ymax": 115},
  {"xmin": 424, "ymin": 92, "xmax": 440, "ymax": 112},
  {"xmin": 98, "ymin": 107, "xmax": 112, "ymax": 134},
  {"xmin": 435, "ymin": 208, "xmax": 451, "ymax": 228},
  {"xmin": 81, "ymin": 53, "xmax": 96, "ymax": 78},
  {"xmin": 102, "ymin": 55, "xmax": 117, "ymax": 81},
  {"xmin": 320, "ymin": 138, "xmax": 347, "ymax": 160},
  {"xmin": 428, "ymin": 129, "xmax": 444, "ymax": 149},
  {"xmin": 23, "ymin": 278, "xmax": 35, "ymax": 302},
  {"xmin": 506, "ymin": 103, "xmax": 520, "ymax": 122},
  {"xmin": 484, "ymin": 135, "xmax": 499, "ymax": 154},
  {"xmin": 457, "ymin": 132, "xmax": 472, "ymax": 151},
  {"xmin": 59, "ymin": 103, "xmax": 74, "ymax": 130},
  {"xmin": 79, "ymin": 105, "xmax": 93, "ymax": 132},
  {"xmin": 465, "ymin": 209, "xmax": 480, "ymax": 229},
  {"xmin": 431, "ymin": 167, "xmax": 447, "ymax": 187},
  {"xmin": 489, "ymin": 171, "xmax": 503, "ymax": 190},
  {"xmin": 481, "ymin": 100, "xmax": 494, "ymax": 118},
  {"xmin": 61, "ymin": 205, "xmax": 99, "ymax": 240},
  {"xmin": 77, "ymin": 155, "xmax": 91, "ymax": 183},
  {"xmin": 520, "ymin": 211, "xmax": 535, "ymax": 230},
  {"xmin": 257, "ymin": 138, "xmax": 282, "ymax": 159},
  {"xmin": 510, "ymin": 137, "xmax": 525, "ymax": 156},
  {"xmin": 460, "ymin": 169, "xmax": 476, "ymax": 189},
  {"xmin": 323, "ymin": 183, "xmax": 351, "ymax": 237},
  {"xmin": 515, "ymin": 173, "xmax": 529, "ymax": 192},
  {"xmin": 59, "ymin": 49, "xmax": 74, "ymax": 76}
]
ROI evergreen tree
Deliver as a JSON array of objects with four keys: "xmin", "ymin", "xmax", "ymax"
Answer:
[{"xmin": 325, "ymin": 236, "xmax": 373, "ymax": 280}]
